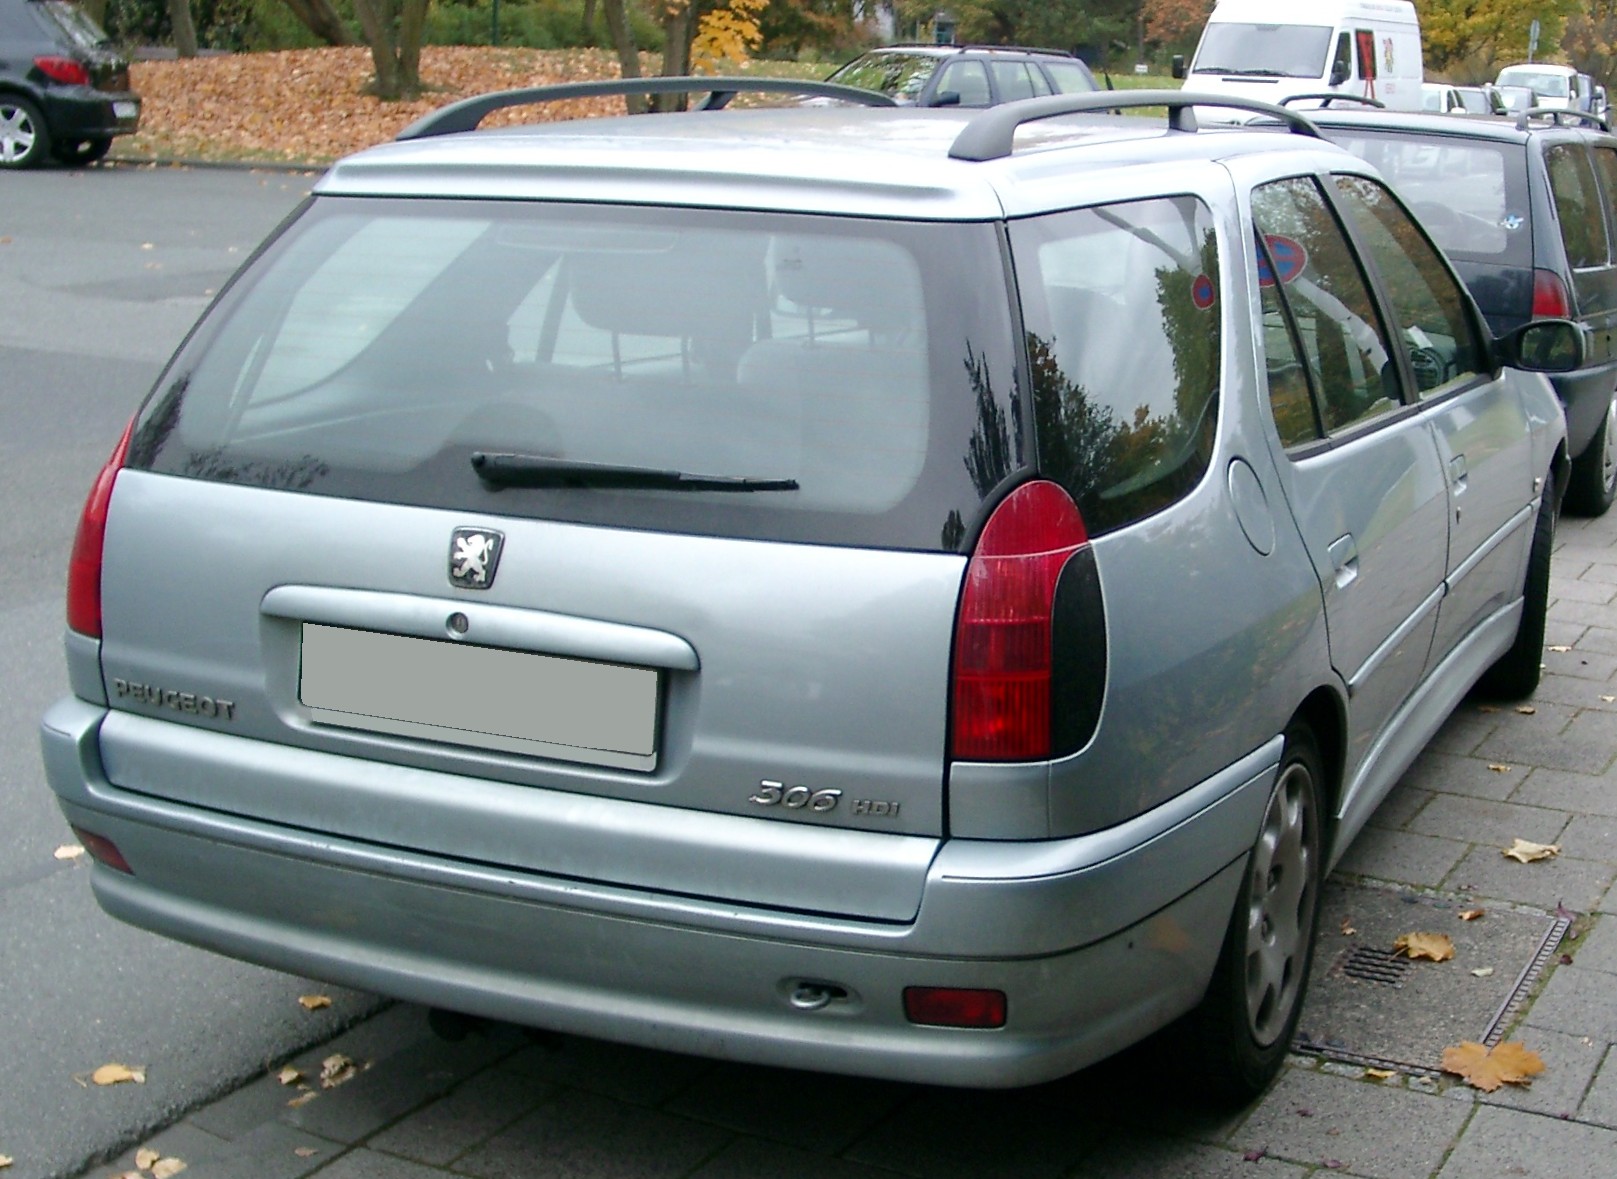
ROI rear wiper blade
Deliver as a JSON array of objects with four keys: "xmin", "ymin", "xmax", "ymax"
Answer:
[{"xmin": 471, "ymin": 452, "xmax": 799, "ymax": 492}]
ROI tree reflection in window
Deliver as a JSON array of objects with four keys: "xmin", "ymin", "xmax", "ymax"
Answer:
[{"xmin": 1012, "ymin": 196, "xmax": 1221, "ymax": 536}]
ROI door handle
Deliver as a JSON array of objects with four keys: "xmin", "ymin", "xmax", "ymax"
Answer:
[
  {"xmin": 1448, "ymin": 452, "xmax": 1468, "ymax": 490},
  {"xmin": 1328, "ymin": 533, "xmax": 1359, "ymax": 589}
]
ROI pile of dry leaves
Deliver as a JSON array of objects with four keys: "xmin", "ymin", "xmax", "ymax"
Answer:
[{"xmin": 115, "ymin": 46, "xmax": 660, "ymax": 165}]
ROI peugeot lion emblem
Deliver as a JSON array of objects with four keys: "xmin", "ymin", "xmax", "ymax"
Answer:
[{"xmin": 449, "ymin": 527, "xmax": 504, "ymax": 590}]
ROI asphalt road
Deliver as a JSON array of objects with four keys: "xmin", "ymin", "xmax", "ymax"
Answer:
[{"xmin": 0, "ymin": 164, "xmax": 381, "ymax": 1179}]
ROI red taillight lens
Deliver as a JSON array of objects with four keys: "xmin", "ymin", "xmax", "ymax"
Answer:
[
  {"xmin": 903, "ymin": 986, "xmax": 1007, "ymax": 1029},
  {"xmin": 67, "ymin": 421, "xmax": 134, "ymax": 639},
  {"xmin": 69, "ymin": 825, "xmax": 134, "ymax": 875},
  {"xmin": 1531, "ymin": 269, "xmax": 1572, "ymax": 318},
  {"xmin": 34, "ymin": 55, "xmax": 90, "ymax": 86},
  {"xmin": 951, "ymin": 480, "xmax": 1088, "ymax": 762}
]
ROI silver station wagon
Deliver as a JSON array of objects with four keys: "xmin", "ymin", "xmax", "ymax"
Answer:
[{"xmin": 42, "ymin": 84, "xmax": 1581, "ymax": 1100}]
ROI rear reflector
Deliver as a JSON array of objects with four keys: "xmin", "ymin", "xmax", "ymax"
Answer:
[
  {"xmin": 1531, "ymin": 269, "xmax": 1572, "ymax": 319},
  {"xmin": 951, "ymin": 480, "xmax": 1088, "ymax": 761},
  {"xmin": 69, "ymin": 825, "xmax": 134, "ymax": 875},
  {"xmin": 34, "ymin": 55, "xmax": 90, "ymax": 86},
  {"xmin": 903, "ymin": 986, "xmax": 1007, "ymax": 1029},
  {"xmin": 67, "ymin": 420, "xmax": 134, "ymax": 639}
]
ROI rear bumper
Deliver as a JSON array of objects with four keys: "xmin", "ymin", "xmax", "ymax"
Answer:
[
  {"xmin": 41, "ymin": 697, "xmax": 1277, "ymax": 1087},
  {"xmin": 1551, "ymin": 360, "xmax": 1617, "ymax": 458},
  {"xmin": 41, "ymin": 87, "xmax": 140, "ymax": 139}
]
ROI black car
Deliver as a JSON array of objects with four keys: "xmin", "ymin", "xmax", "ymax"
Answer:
[
  {"xmin": 0, "ymin": 0, "xmax": 138, "ymax": 167},
  {"xmin": 1309, "ymin": 104, "xmax": 1617, "ymax": 514},
  {"xmin": 825, "ymin": 44, "xmax": 1098, "ymax": 108}
]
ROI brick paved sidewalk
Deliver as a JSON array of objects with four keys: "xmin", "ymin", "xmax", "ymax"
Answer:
[{"xmin": 79, "ymin": 512, "xmax": 1617, "ymax": 1179}]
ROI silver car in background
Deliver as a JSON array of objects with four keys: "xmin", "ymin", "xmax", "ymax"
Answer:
[{"xmin": 42, "ymin": 86, "xmax": 1580, "ymax": 1102}]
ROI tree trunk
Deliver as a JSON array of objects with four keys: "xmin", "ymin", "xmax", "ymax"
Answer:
[
  {"xmin": 582, "ymin": 0, "xmax": 597, "ymax": 43},
  {"xmin": 398, "ymin": 0, "xmax": 428, "ymax": 95},
  {"xmin": 599, "ymin": 0, "xmax": 646, "ymax": 114},
  {"xmin": 351, "ymin": 0, "xmax": 403, "ymax": 99},
  {"xmin": 653, "ymin": 2, "xmax": 695, "ymax": 111},
  {"xmin": 280, "ymin": 0, "xmax": 353, "ymax": 47},
  {"xmin": 168, "ymin": 0, "xmax": 199, "ymax": 57}
]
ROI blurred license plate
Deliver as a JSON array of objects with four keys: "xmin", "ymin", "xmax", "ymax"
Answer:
[
  {"xmin": 299, "ymin": 623, "xmax": 659, "ymax": 770},
  {"xmin": 113, "ymin": 101, "xmax": 138, "ymax": 119}
]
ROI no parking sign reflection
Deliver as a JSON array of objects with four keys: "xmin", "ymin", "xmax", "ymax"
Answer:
[{"xmin": 1257, "ymin": 234, "xmax": 1308, "ymax": 287}]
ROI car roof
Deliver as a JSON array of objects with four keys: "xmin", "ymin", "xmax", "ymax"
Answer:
[
  {"xmin": 1304, "ymin": 105, "xmax": 1613, "ymax": 144},
  {"xmin": 851, "ymin": 43, "xmax": 1079, "ymax": 61},
  {"xmin": 318, "ymin": 98, "xmax": 1361, "ymax": 220}
]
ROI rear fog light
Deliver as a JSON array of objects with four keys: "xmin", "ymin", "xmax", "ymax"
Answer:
[
  {"xmin": 69, "ymin": 825, "xmax": 134, "ymax": 875},
  {"xmin": 903, "ymin": 986, "xmax": 1007, "ymax": 1029}
]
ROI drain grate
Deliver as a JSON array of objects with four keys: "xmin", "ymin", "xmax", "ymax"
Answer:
[
  {"xmin": 1337, "ymin": 946, "xmax": 1415, "ymax": 987},
  {"xmin": 1294, "ymin": 881, "xmax": 1567, "ymax": 1075}
]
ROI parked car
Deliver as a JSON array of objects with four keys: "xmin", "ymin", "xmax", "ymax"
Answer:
[
  {"xmin": 1494, "ymin": 62, "xmax": 1596, "ymax": 113},
  {"xmin": 1497, "ymin": 84, "xmax": 1538, "ymax": 115},
  {"xmin": 1422, "ymin": 81, "xmax": 1464, "ymax": 113},
  {"xmin": 824, "ymin": 43, "xmax": 1098, "ymax": 107},
  {"xmin": 1309, "ymin": 104, "xmax": 1617, "ymax": 514},
  {"xmin": 41, "ymin": 82, "xmax": 1579, "ymax": 1102},
  {"xmin": 0, "ymin": 0, "xmax": 138, "ymax": 167}
]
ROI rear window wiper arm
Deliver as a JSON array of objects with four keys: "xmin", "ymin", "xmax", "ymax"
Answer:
[{"xmin": 472, "ymin": 452, "xmax": 799, "ymax": 492}]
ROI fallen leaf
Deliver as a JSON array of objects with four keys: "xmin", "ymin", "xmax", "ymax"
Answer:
[
  {"xmin": 1548, "ymin": 645, "xmax": 1572, "ymax": 653},
  {"xmin": 53, "ymin": 844, "xmax": 85, "ymax": 860},
  {"xmin": 1441, "ymin": 1040, "xmax": 1545, "ymax": 1092},
  {"xmin": 0, "ymin": 1156, "xmax": 12, "ymax": 1169},
  {"xmin": 140, "ymin": 242, "xmax": 155, "ymax": 250},
  {"xmin": 1243, "ymin": 1149, "xmax": 1266, "ymax": 1162},
  {"xmin": 136, "ymin": 1148, "xmax": 160, "ymax": 1169},
  {"xmin": 286, "ymin": 1091, "xmax": 318, "ymax": 1108},
  {"xmin": 1365, "ymin": 1067, "xmax": 1397, "ymax": 1079},
  {"xmin": 319, "ymin": 1053, "xmax": 358, "ymax": 1089},
  {"xmin": 1601, "ymin": 695, "xmax": 1615, "ymax": 703},
  {"xmin": 294, "ymin": 1148, "xmax": 318, "ymax": 1158},
  {"xmin": 1472, "ymin": 967, "xmax": 1496, "ymax": 978},
  {"xmin": 1340, "ymin": 917, "xmax": 1357, "ymax": 936},
  {"xmin": 1394, "ymin": 931, "xmax": 1455, "ymax": 961},
  {"xmin": 1476, "ymin": 704, "xmax": 1500, "ymax": 712},
  {"xmin": 1516, "ymin": 705, "xmax": 1537, "ymax": 715},
  {"xmin": 1458, "ymin": 908, "xmax": 1486, "ymax": 921},
  {"xmin": 151, "ymin": 1158, "xmax": 187, "ymax": 1179},
  {"xmin": 276, "ymin": 1065, "xmax": 302, "ymax": 1086},
  {"xmin": 297, "ymin": 995, "xmax": 332, "ymax": 1011},
  {"xmin": 1488, "ymin": 763, "xmax": 1512, "ymax": 773},
  {"xmin": 1503, "ymin": 839, "xmax": 1560, "ymax": 863},
  {"xmin": 91, "ymin": 1063, "xmax": 147, "ymax": 1086}
]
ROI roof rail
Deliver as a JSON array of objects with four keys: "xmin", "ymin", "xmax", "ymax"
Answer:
[
  {"xmin": 396, "ymin": 77, "xmax": 896, "ymax": 141},
  {"xmin": 1514, "ymin": 106, "xmax": 1610, "ymax": 132},
  {"xmin": 1279, "ymin": 92, "xmax": 1385, "ymax": 109},
  {"xmin": 948, "ymin": 90, "xmax": 1322, "ymax": 162},
  {"xmin": 867, "ymin": 42, "xmax": 1077, "ymax": 57}
]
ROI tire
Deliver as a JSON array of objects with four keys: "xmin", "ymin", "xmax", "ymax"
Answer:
[
  {"xmin": 0, "ymin": 96, "xmax": 51, "ymax": 169},
  {"xmin": 1476, "ymin": 485, "xmax": 1556, "ymax": 699},
  {"xmin": 1565, "ymin": 395, "xmax": 1617, "ymax": 517},
  {"xmin": 1184, "ymin": 722, "xmax": 1325, "ymax": 1103},
  {"xmin": 52, "ymin": 137, "xmax": 111, "ymax": 167}
]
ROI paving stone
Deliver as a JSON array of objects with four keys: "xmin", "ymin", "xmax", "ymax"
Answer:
[
  {"xmin": 842, "ymin": 1087, "xmax": 1098, "ymax": 1178},
  {"xmin": 277, "ymin": 1147, "xmax": 447, "ymax": 1179},
  {"xmin": 179, "ymin": 1121, "xmax": 340, "ymax": 1179},
  {"xmin": 1475, "ymin": 721, "xmax": 1616, "ymax": 776},
  {"xmin": 1062, "ymin": 1134, "xmax": 1308, "ymax": 1179},
  {"xmin": 1564, "ymin": 916, "xmax": 1617, "ymax": 973},
  {"xmin": 1334, "ymin": 827, "xmax": 1469, "ymax": 887},
  {"xmin": 366, "ymin": 1067, "xmax": 553, "ymax": 1167},
  {"xmin": 1405, "ymin": 794, "xmax": 1569, "ymax": 849},
  {"xmin": 1436, "ymin": 1103, "xmax": 1617, "ymax": 1178},
  {"xmin": 1442, "ymin": 845, "xmax": 1614, "ymax": 912},
  {"xmin": 1574, "ymin": 562, "xmax": 1617, "ymax": 586},
  {"xmin": 1523, "ymin": 965, "xmax": 1617, "ymax": 1042},
  {"xmin": 686, "ymin": 1138, "xmax": 912, "ymax": 1179},
  {"xmin": 1558, "ymin": 813, "xmax": 1617, "ymax": 863},
  {"xmin": 1426, "ymin": 708, "xmax": 1502, "ymax": 757},
  {"xmin": 1549, "ymin": 576, "xmax": 1617, "ymax": 605},
  {"xmin": 189, "ymin": 1069, "xmax": 319, "ymax": 1142},
  {"xmin": 1577, "ymin": 626, "xmax": 1617, "ymax": 656},
  {"xmin": 1476, "ymin": 1025, "xmax": 1605, "ymax": 1119},
  {"xmin": 662, "ymin": 1061, "xmax": 907, "ymax": 1154},
  {"xmin": 497, "ymin": 1034, "xmax": 716, "ymax": 1106},
  {"xmin": 454, "ymin": 1090, "xmax": 729, "ymax": 1179},
  {"xmin": 1527, "ymin": 673, "xmax": 1617, "ymax": 711},
  {"xmin": 1583, "ymin": 1047, "xmax": 1617, "ymax": 1129},
  {"xmin": 1229, "ymin": 1068, "xmax": 1469, "ymax": 1179},
  {"xmin": 1364, "ymin": 783, "xmax": 1436, "ymax": 831},
  {"xmin": 1513, "ymin": 767, "xmax": 1617, "ymax": 819},
  {"xmin": 102, "ymin": 1122, "xmax": 233, "ymax": 1175},
  {"xmin": 1542, "ymin": 619, "xmax": 1588, "ymax": 649},
  {"xmin": 1547, "ymin": 595, "xmax": 1617, "ymax": 630},
  {"xmin": 1401, "ymin": 749, "xmax": 1527, "ymax": 802}
]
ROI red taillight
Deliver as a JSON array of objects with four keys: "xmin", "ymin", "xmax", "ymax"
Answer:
[
  {"xmin": 1531, "ymin": 269, "xmax": 1572, "ymax": 318},
  {"xmin": 67, "ymin": 421, "xmax": 134, "ymax": 639},
  {"xmin": 69, "ymin": 825, "xmax": 134, "ymax": 875},
  {"xmin": 903, "ymin": 986, "xmax": 1007, "ymax": 1029},
  {"xmin": 34, "ymin": 55, "xmax": 90, "ymax": 86},
  {"xmin": 951, "ymin": 480, "xmax": 1088, "ymax": 761}
]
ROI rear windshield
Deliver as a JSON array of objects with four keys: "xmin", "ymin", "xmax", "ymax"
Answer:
[
  {"xmin": 1192, "ymin": 23, "xmax": 1333, "ymax": 78},
  {"xmin": 1497, "ymin": 67, "xmax": 1570, "ymax": 98},
  {"xmin": 1318, "ymin": 129, "xmax": 1532, "ymax": 268},
  {"xmin": 826, "ymin": 53, "xmax": 937, "ymax": 102},
  {"xmin": 126, "ymin": 197, "xmax": 1023, "ymax": 553}
]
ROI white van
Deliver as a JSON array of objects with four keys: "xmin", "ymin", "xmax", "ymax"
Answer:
[
  {"xmin": 1175, "ymin": 0, "xmax": 1423, "ymax": 113},
  {"xmin": 1494, "ymin": 63, "xmax": 1595, "ymax": 113}
]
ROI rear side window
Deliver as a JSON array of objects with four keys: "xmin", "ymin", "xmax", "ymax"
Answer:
[
  {"xmin": 1012, "ymin": 196, "xmax": 1221, "ymax": 536},
  {"xmin": 127, "ymin": 197, "xmax": 1023, "ymax": 553},
  {"xmin": 936, "ymin": 61, "xmax": 990, "ymax": 107},
  {"xmin": 1044, "ymin": 62, "xmax": 1096, "ymax": 94},
  {"xmin": 987, "ymin": 60, "xmax": 1046, "ymax": 102},
  {"xmin": 1547, "ymin": 143, "xmax": 1610, "ymax": 270}
]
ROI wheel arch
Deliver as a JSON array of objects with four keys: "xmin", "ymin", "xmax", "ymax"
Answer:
[{"xmin": 1289, "ymin": 687, "xmax": 1345, "ymax": 838}]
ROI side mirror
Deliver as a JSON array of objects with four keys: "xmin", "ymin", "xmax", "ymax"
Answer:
[
  {"xmin": 1171, "ymin": 54, "xmax": 1185, "ymax": 80},
  {"xmin": 1329, "ymin": 60, "xmax": 1350, "ymax": 86},
  {"xmin": 1497, "ymin": 319, "xmax": 1585, "ymax": 373}
]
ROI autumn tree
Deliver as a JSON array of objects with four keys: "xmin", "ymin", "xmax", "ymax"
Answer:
[
  {"xmin": 1564, "ymin": 0, "xmax": 1617, "ymax": 86},
  {"xmin": 1417, "ymin": 0, "xmax": 1580, "ymax": 80},
  {"xmin": 280, "ymin": 0, "xmax": 355, "ymax": 47},
  {"xmin": 601, "ymin": 0, "xmax": 768, "ymax": 113},
  {"xmin": 351, "ymin": 0, "xmax": 430, "ymax": 99},
  {"xmin": 896, "ymin": 0, "xmax": 1133, "ymax": 53},
  {"xmin": 1143, "ymin": 0, "xmax": 1210, "ymax": 54}
]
